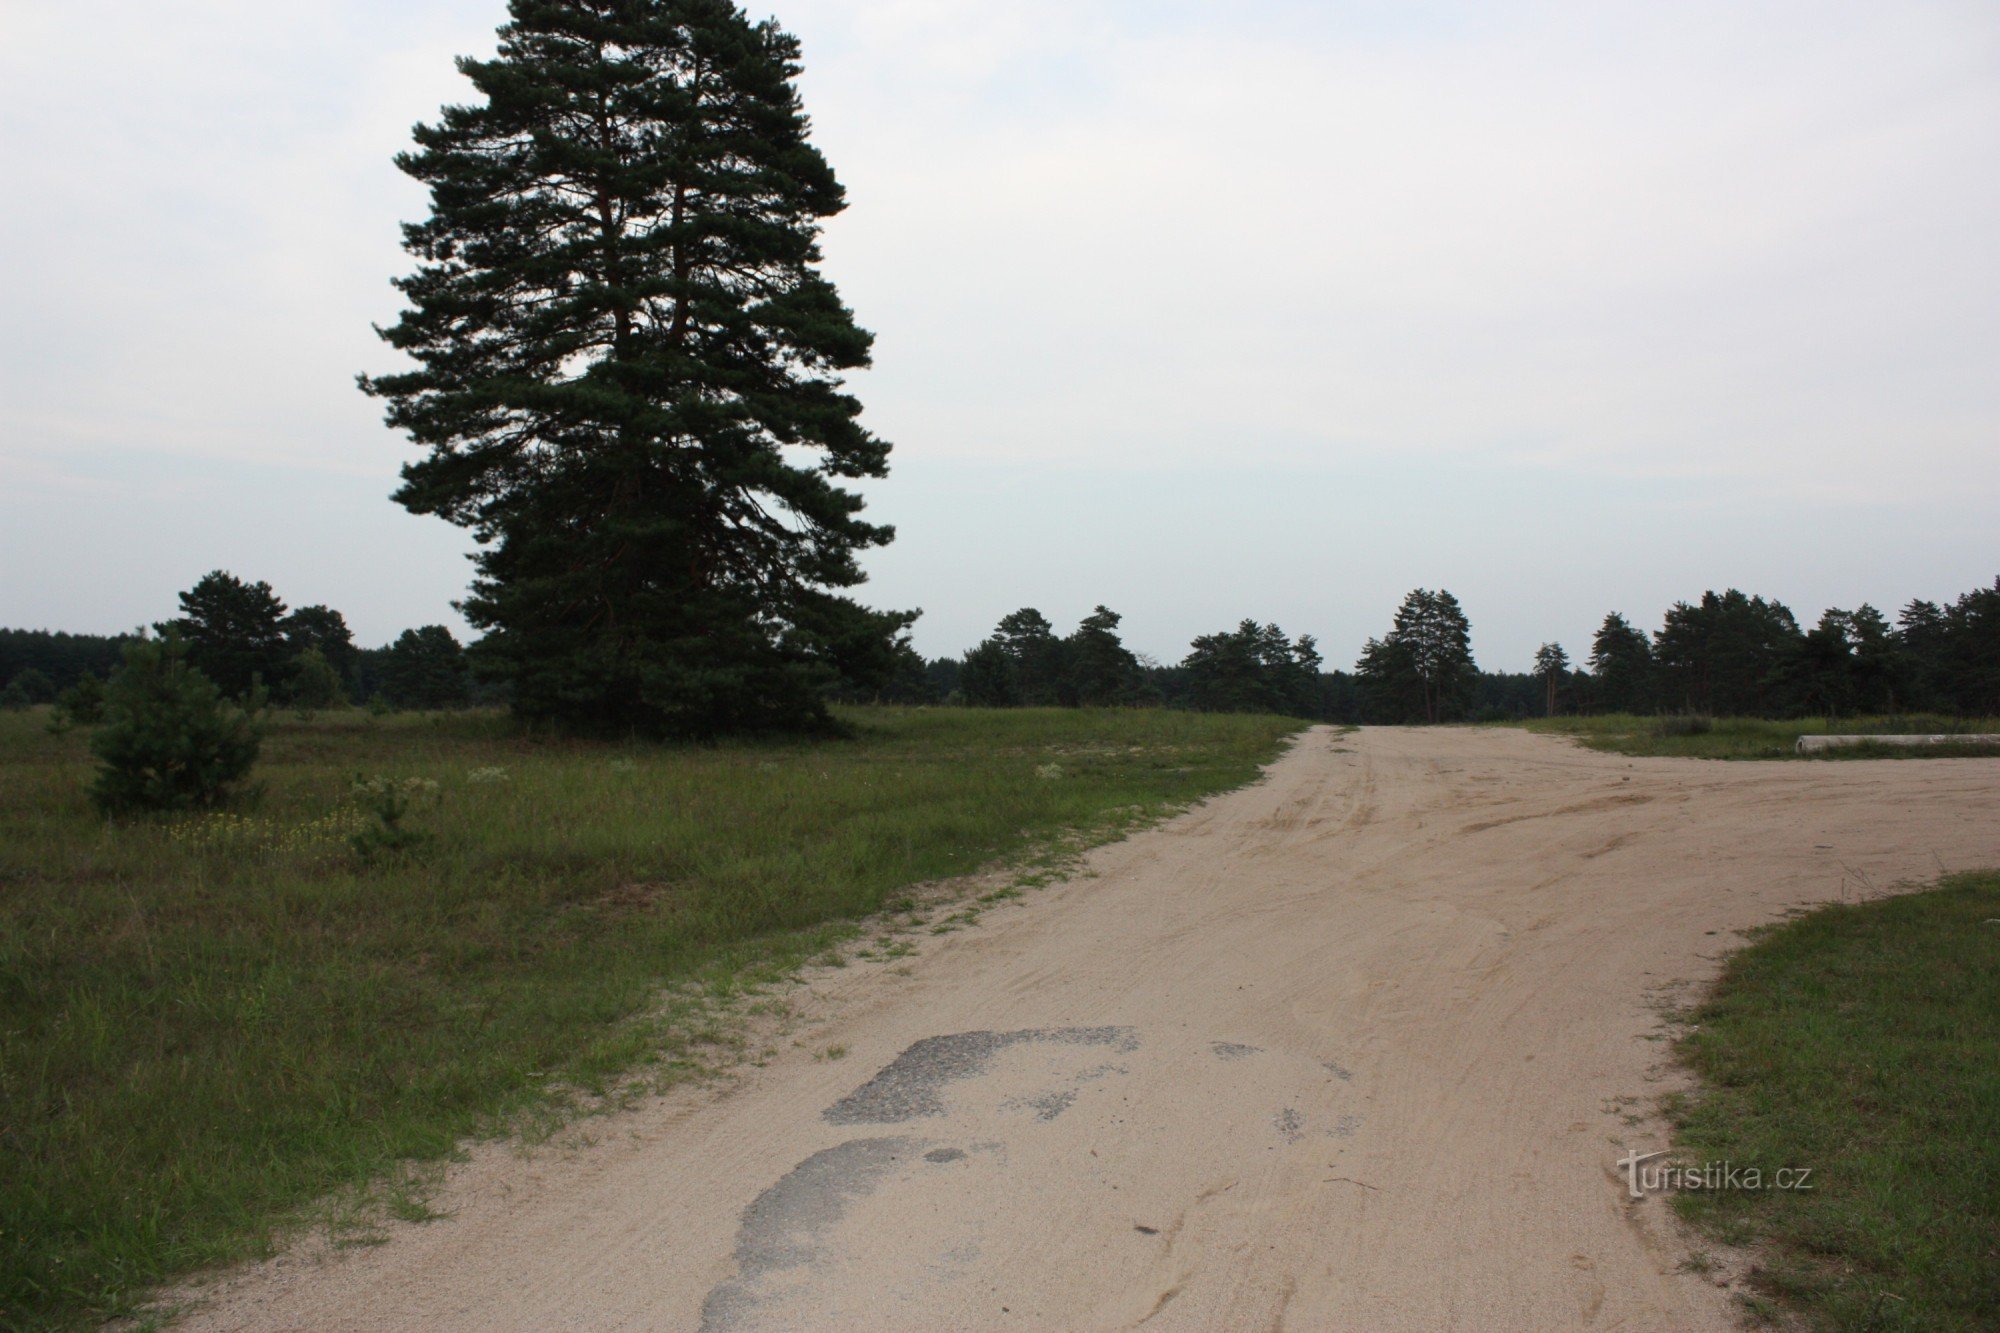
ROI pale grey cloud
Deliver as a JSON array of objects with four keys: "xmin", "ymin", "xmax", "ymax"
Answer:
[{"xmin": 3, "ymin": 1, "xmax": 1995, "ymax": 664}]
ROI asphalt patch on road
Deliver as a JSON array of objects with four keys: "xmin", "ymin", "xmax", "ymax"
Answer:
[
  {"xmin": 822, "ymin": 1027, "xmax": 1140, "ymax": 1125},
  {"xmin": 700, "ymin": 1136, "xmax": 917, "ymax": 1332}
]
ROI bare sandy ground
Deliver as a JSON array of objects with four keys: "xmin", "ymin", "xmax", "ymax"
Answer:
[{"xmin": 175, "ymin": 727, "xmax": 1999, "ymax": 1331}]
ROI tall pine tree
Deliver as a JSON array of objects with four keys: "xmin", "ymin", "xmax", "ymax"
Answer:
[
  {"xmin": 1064, "ymin": 606, "xmax": 1144, "ymax": 706},
  {"xmin": 1532, "ymin": 642, "xmax": 1569, "ymax": 717},
  {"xmin": 363, "ymin": 0, "xmax": 909, "ymax": 737},
  {"xmin": 162, "ymin": 571, "xmax": 291, "ymax": 701},
  {"xmin": 1357, "ymin": 590, "xmax": 1475, "ymax": 724},
  {"xmin": 1588, "ymin": 611, "xmax": 1654, "ymax": 714}
]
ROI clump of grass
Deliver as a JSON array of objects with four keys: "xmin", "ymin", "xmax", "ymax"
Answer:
[
  {"xmin": 166, "ymin": 808, "xmax": 369, "ymax": 859},
  {"xmin": 1667, "ymin": 872, "xmax": 2000, "ymax": 1329},
  {"xmin": 348, "ymin": 775, "xmax": 441, "ymax": 862},
  {"xmin": 0, "ymin": 704, "xmax": 1303, "ymax": 1329},
  {"xmin": 1651, "ymin": 713, "xmax": 1714, "ymax": 738}
]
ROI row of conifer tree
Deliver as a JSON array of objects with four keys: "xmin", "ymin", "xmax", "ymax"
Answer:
[
  {"xmin": 6, "ymin": 574, "xmax": 1996, "ymax": 725},
  {"xmin": 876, "ymin": 578, "xmax": 2000, "ymax": 724},
  {"xmin": 0, "ymin": 571, "xmax": 473, "ymax": 714}
]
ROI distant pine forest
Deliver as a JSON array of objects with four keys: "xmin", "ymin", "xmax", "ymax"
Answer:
[{"xmin": 5, "ymin": 574, "xmax": 1996, "ymax": 726}]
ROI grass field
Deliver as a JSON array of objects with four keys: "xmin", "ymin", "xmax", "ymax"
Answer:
[
  {"xmin": 1667, "ymin": 873, "xmax": 2000, "ymax": 1329},
  {"xmin": 0, "ymin": 704, "xmax": 1306, "ymax": 1329},
  {"xmin": 1528, "ymin": 713, "xmax": 2000, "ymax": 760}
]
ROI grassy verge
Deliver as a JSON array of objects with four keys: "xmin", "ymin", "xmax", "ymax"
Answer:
[
  {"xmin": 1665, "ymin": 873, "xmax": 2000, "ymax": 1329},
  {"xmin": 0, "ymin": 704, "xmax": 1306, "ymax": 1329},
  {"xmin": 1529, "ymin": 713, "xmax": 2000, "ymax": 760}
]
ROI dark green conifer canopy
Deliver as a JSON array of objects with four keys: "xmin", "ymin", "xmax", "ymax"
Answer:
[{"xmin": 363, "ymin": 0, "xmax": 909, "ymax": 737}]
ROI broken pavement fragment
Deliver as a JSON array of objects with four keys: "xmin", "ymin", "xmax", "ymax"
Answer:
[{"xmin": 822, "ymin": 1027, "xmax": 1140, "ymax": 1125}]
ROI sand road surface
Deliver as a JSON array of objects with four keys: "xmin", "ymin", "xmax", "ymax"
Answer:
[{"xmin": 179, "ymin": 727, "xmax": 1998, "ymax": 1331}]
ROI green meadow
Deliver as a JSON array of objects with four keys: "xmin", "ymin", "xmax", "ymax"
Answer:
[
  {"xmin": 0, "ymin": 705, "xmax": 1304, "ymax": 1329},
  {"xmin": 1668, "ymin": 873, "xmax": 2000, "ymax": 1329}
]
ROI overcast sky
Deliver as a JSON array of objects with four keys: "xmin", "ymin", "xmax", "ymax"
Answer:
[{"xmin": 3, "ymin": 0, "xmax": 1995, "ymax": 670}]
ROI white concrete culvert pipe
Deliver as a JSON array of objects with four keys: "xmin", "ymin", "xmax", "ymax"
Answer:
[{"xmin": 1796, "ymin": 734, "xmax": 2000, "ymax": 753}]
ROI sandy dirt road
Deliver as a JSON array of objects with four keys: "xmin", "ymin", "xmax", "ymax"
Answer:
[{"xmin": 179, "ymin": 727, "xmax": 1998, "ymax": 1331}]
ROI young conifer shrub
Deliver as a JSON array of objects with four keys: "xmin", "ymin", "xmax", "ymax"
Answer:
[
  {"xmin": 56, "ymin": 670, "xmax": 108, "ymax": 725},
  {"xmin": 90, "ymin": 634, "xmax": 261, "ymax": 814},
  {"xmin": 286, "ymin": 647, "xmax": 347, "ymax": 716}
]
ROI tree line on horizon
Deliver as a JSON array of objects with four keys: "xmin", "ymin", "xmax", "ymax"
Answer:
[
  {"xmin": 0, "ymin": 571, "xmax": 479, "ymax": 715},
  {"xmin": 1575, "ymin": 582, "xmax": 2000, "ymax": 719},
  {"xmin": 8, "ymin": 573, "xmax": 1995, "ymax": 726},
  {"xmin": 871, "ymin": 576, "xmax": 2000, "ymax": 724}
]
